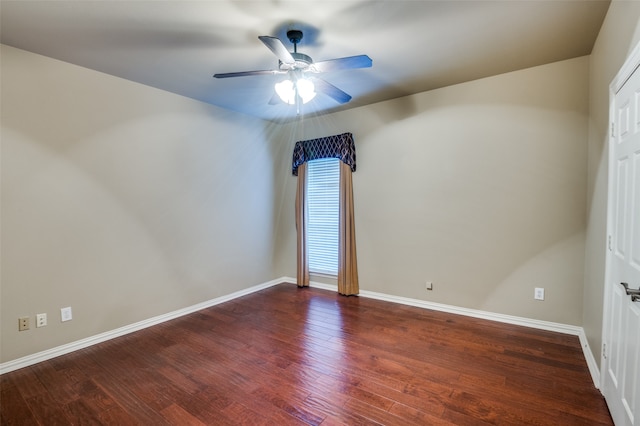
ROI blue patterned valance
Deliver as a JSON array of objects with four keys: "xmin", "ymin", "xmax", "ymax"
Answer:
[{"xmin": 292, "ymin": 132, "xmax": 356, "ymax": 176}]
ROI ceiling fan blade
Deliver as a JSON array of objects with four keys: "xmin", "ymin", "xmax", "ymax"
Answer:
[
  {"xmin": 258, "ymin": 36, "xmax": 295, "ymax": 64},
  {"xmin": 310, "ymin": 55, "xmax": 372, "ymax": 73},
  {"xmin": 311, "ymin": 77, "xmax": 352, "ymax": 104},
  {"xmin": 213, "ymin": 70, "xmax": 284, "ymax": 78}
]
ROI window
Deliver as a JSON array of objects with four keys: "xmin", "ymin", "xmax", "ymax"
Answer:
[{"xmin": 306, "ymin": 157, "xmax": 340, "ymax": 276}]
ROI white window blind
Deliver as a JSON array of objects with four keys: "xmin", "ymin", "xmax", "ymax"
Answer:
[{"xmin": 306, "ymin": 157, "xmax": 340, "ymax": 276}]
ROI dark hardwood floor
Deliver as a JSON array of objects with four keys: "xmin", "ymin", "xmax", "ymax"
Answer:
[{"xmin": 1, "ymin": 284, "xmax": 612, "ymax": 425}]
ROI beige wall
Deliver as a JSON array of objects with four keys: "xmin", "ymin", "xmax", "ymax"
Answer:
[
  {"xmin": 583, "ymin": 0, "xmax": 640, "ymax": 366},
  {"xmin": 275, "ymin": 57, "xmax": 590, "ymax": 326},
  {"xmin": 0, "ymin": 45, "xmax": 281, "ymax": 363}
]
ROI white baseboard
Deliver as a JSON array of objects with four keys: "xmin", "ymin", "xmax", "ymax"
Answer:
[
  {"xmin": 0, "ymin": 278, "xmax": 283, "ymax": 375},
  {"xmin": 283, "ymin": 277, "xmax": 602, "ymax": 388},
  {"xmin": 1, "ymin": 276, "xmax": 601, "ymax": 390},
  {"xmin": 578, "ymin": 330, "xmax": 601, "ymax": 389}
]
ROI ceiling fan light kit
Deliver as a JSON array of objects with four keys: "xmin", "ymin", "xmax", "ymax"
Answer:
[
  {"xmin": 213, "ymin": 29, "xmax": 372, "ymax": 110},
  {"xmin": 275, "ymin": 77, "xmax": 316, "ymax": 105}
]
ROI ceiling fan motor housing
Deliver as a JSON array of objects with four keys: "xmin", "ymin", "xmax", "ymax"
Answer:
[{"xmin": 280, "ymin": 52, "xmax": 313, "ymax": 70}]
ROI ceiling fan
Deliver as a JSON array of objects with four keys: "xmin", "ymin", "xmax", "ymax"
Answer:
[{"xmin": 213, "ymin": 30, "xmax": 372, "ymax": 108}]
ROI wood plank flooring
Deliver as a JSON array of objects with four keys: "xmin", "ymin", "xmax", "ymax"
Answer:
[{"xmin": 1, "ymin": 284, "xmax": 612, "ymax": 425}]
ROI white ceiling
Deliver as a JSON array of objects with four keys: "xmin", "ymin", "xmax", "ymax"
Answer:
[{"xmin": 1, "ymin": 0, "xmax": 610, "ymax": 122}]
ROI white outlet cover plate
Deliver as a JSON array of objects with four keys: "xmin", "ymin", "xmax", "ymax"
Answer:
[{"xmin": 36, "ymin": 313, "xmax": 47, "ymax": 327}]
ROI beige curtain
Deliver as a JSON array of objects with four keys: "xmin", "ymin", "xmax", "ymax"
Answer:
[
  {"xmin": 338, "ymin": 161, "xmax": 359, "ymax": 295},
  {"xmin": 295, "ymin": 162, "xmax": 309, "ymax": 287}
]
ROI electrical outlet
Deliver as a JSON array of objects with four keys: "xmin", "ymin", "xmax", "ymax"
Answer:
[
  {"xmin": 534, "ymin": 287, "xmax": 545, "ymax": 301},
  {"xmin": 60, "ymin": 307, "xmax": 72, "ymax": 322},
  {"xmin": 36, "ymin": 313, "xmax": 47, "ymax": 328},
  {"xmin": 18, "ymin": 317, "xmax": 30, "ymax": 331},
  {"xmin": 425, "ymin": 281, "xmax": 433, "ymax": 291}
]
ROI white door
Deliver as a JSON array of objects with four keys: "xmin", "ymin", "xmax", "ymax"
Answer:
[{"xmin": 602, "ymin": 46, "xmax": 640, "ymax": 426}]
